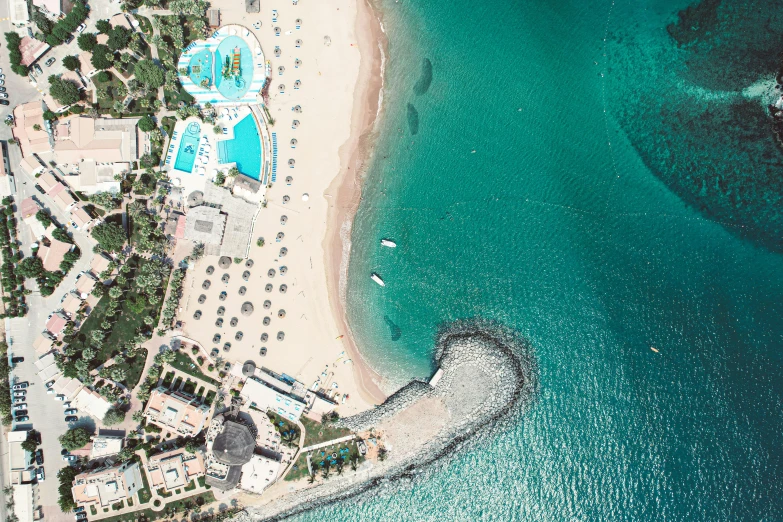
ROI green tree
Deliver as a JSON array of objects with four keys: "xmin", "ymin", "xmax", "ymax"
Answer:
[
  {"xmin": 138, "ymin": 115, "xmax": 156, "ymax": 132},
  {"xmin": 17, "ymin": 257, "xmax": 44, "ymax": 279},
  {"xmin": 59, "ymin": 427, "xmax": 90, "ymax": 451},
  {"xmin": 77, "ymin": 32, "xmax": 97, "ymax": 51},
  {"xmin": 139, "ymin": 153, "xmax": 159, "ymax": 168},
  {"xmin": 35, "ymin": 210, "xmax": 52, "ymax": 228},
  {"xmin": 133, "ymin": 59, "xmax": 164, "ymax": 89},
  {"xmin": 57, "ymin": 466, "xmax": 79, "ymax": 512},
  {"xmin": 91, "ymin": 222, "xmax": 126, "ymax": 252},
  {"xmin": 104, "ymin": 407, "xmax": 126, "ymax": 426},
  {"xmin": 95, "ymin": 19, "xmax": 111, "ymax": 34},
  {"xmin": 62, "ymin": 55, "xmax": 80, "ymax": 71},
  {"xmin": 90, "ymin": 44, "xmax": 114, "ymax": 70},
  {"xmin": 106, "ymin": 26, "xmax": 131, "ymax": 51},
  {"xmin": 94, "ymin": 70, "xmax": 110, "ymax": 83},
  {"xmin": 48, "ymin": 76, "xmax": 80, "ymax": 106}
]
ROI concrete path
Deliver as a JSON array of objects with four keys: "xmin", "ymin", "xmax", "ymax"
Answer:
[{"xmin": 301, "ymin": 433, "xmax": 356, "ymax": 453}]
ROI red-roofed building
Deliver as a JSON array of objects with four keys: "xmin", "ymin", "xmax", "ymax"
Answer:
[
  {"xmin": 20, "ymin": 197, "xmax": 41, "ymax": 220},
  {"xmin": 18, "ymin": 36, "xmax": 50, "ymax": 67},
  {"xmin": 45, "ymin": 312, "xmax": 68, "ymax": 338}
]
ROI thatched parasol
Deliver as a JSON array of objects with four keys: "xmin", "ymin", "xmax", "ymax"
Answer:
[{"xmin": 241, "ymin": 302, "xmax": 254, "ymax": 316}]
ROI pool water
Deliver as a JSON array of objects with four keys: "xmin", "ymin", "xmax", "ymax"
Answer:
[
  {"xmin": 218, "ymin": 115, "xmax": 261, "ymax": 179},
  {"xmin": 214, "ymin": 36, "xmax": 254, "ymax": 100},
  {"xmin": 174, "ymin": 122, "xmax": 201, "ymax": 173},
  {"xmin": 188, "ymin": 48, "xmax": 213, "ymax": 88}
]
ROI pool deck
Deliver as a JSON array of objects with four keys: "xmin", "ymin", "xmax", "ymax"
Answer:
[
  {"xmin": 177, "ymin": 24, "xmax": 267, "ymax": 107},
  {"xmin": 164, "ymin": 110, "xmax": 268, "ymax": 202}
]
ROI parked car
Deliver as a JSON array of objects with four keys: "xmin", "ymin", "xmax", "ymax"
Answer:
[
  {"xmin": 0, "ymin": 74, "xmax": 6, "ymax": 79},
  {"xmin": 12, "ymin": 404, "xmax": 26, "ymax": 411},
  {"xmin": 75, "ymin": 513, "xmax": 87, "ymax": 521},
  {"xmin": 46, "ymin": 380, "xmax": 55, "ymax": 389},
  {"xmin": 13, "ymin": 397, "xmax": 25, "ymax": 404},
  {"xmin": 33, "ymin": 64, "xmax": 42, "ymax": 75},
  {"xmin": 14, "ymin": 410, "xmax": 27, "ymax": 417},
  {"xmin": 64, "ymin": 409, "xmax": 78, "ymax": 415},
  {"xmin": 74, "ymin": 506, "xmax": 85, "ymax": 513},
  {"xmin": 35, "ymin": 449, "xmax": 43, "ymax": 465},
  {"xmin": 76, "ymin": 23, "xmax": 86, "ymax": 33},
  {"xmin": 13, "ymin": 382, "xmax": 28, "ymax": 390},
  {"xmin": 15, "ymin": 416, "xmax": 28, "ymax": 422},
  {"xmin": 0, "ymin": 100, "xmax": 8, "ymax": 106},
  {"xmin": 62, "ymin": 401, "xmax": 71, "ymax": 408},
  {"xmin": 62, "ymin": 454, "xmax": 77, "ymax": 462},
  {"xmin": 44, "ymin": 57, "xmax": 55, "ymax": 67},
  {"xmin": 10, "ymin": 355, "xmax": 23, "ymax": 362},
  {"xmin": 13, "ymin": 391, "xmax": 26, "ymax": 398},
  {"xmin": 55, "ymin": 394, "xmax": 66, "ymax": 401},
  {"xmin": 0, "ymin": 86, "xmax": 6, "ymax": 92},
  {"xmin": 35, "ymin": 467, "xmax": 44, "ymax": 482},
  {"xmin": 65, "ymin": 416, "xmax": 78, "ymax": 422},
  {"xmin": 46, "ymin": 388, "xmax": 54, "ymax": 395}
]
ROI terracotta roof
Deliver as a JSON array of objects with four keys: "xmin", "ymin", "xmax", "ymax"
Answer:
[
  {"xmin": 45, "ymin": 314, "xmax": 68, "ymax": 336},
  {"xmin": 38, "ymin": 238, "xmax": 72, "ymax": 271},
  {"xmin": 20, "ymin": 197, "xmax": 41, "ymax": 220}
]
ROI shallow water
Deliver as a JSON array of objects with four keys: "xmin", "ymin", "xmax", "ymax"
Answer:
[{"xmin": 293, "ymin": 0, "xmax": 783, "ymax": 519}]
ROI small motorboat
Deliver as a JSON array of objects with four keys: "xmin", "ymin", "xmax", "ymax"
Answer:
[
  {"xmin": 650, "ymin": 347, "xmax": 659, "ymax": 353},
  {"xmin": 380, "ymin": 239, "xmax": 397, "ymax": 248},
  {"xmin": 371, "ymin": 273, "xmax": 385, "ymax": 286}
]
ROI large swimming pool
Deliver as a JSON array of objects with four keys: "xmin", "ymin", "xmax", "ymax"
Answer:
[
  {"xmin": 174, "ymin": 122, "xmax": 201, "ymax": 173},
  {"xmin": 218, "ymin": 115, "xmax": 261, "ymax": 179},
  {"xmin": 215, "ymin": 36, "xmax": 254, "ymax": 100}
]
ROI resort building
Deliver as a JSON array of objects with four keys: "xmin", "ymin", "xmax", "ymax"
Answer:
[
  {"xmin": 32, "ymin": 0, "xmax": 61, "ymax": 17},
  {"xmin": 12, "ymin": 102, "xmax": 49, "ymax": 157},
  {"xmin": 34, "ymin": 352, "xmax": 59, "ymax": 381},
  {"xmin": 53, "ymin": 116, "xmax": 142, "ymax": 165},
  {"xmin": 204, "ymin": 415, "xmax": 256, "ymax": 490},
  {"xmin": 9, "ymin": 0, "xmax": 29, "ymax": 25},
  {"xmin": 18, "ymin": 36, "xmax": 49, "ymax": 68},
  {"xmin": 7, "ymin": 430, "xmax": 34, "ymax": 485},
  {"xmin": 50, "ymin": 184, "xmax": 78, "ymax": 212},
  {"xmin": 239, "ymin": 370, "xmax": 308, "ymax": 422},
  {"xmin": 239, "ymin": 454, "xmax": 281, "ymax": 494},
  {"xmin": 51, "ymin": 375, "xmax": 83, "ymax": 399},
  {"xmin": 71, "ymin": 461, "xmax": 143, "ymax": 510},
  {"xmin": 12, "ymin": 483, "xmax": 36, "ymax": 522},
  {"xmin": 62, "ymin": 160, "xmax": 125, "ymax": 195},
  {"xmin": 60, "ymin": 292, "xmax": 83, "ymax": 317},
  {"xmin": 183, "ymin": 205, "xmax": 227, "ymax": 248},
  {"xmin": 74, "ymin": 272, "xmax": 97, "ymax": 296},
  {"xmin": 72, "ymin": 388, "xmax": 112, "ymax": 421},
  {"xmin": 32, "ymin": 334, "xmax": 54, "ymax": 355},
  {"xmin": 69, "ymin": 205, "xmax": 94, "ymax": 230},
  {"xmin": 36, "ymin": 171, "xmax": 61, "ymax": 194},
  {"xmin": 45, "ymin": 312, "xmax": 69, "ymax": 338},
  {"xmin": 90, "ymin": 253, "xmax": 113, "ymax": 279},
  {"xmin": 146, "ymin": 448, "xmax": 205, "ymax": 492},
  {"xmin": 90, "ymin": 434, "xmax": 124, "ymax": 460},
  {"xmin": 143, "ymin": 387, "xmax": 211, "ymax": 436},
  {"xmin": 19, "ymin": 156, "xmax": 45, "ymax": 177},
  {"xmin": 37, "ymin": 237, "xmax": 74, "ymax": 271}
]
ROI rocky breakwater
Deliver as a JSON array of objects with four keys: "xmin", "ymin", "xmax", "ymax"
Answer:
[{"xmin": 236, "ymin": 319, "xmax": 538, "ymax": 521}]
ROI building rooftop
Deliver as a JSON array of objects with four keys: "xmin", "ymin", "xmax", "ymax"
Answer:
[
  {"xmin": 32, "ymin": 334, "xmax": 54, "ymax": 355},
  {"xmin": 20, "ymin": 197, "xmax": 41, "ymax": 220},
  {"xmin": 239, "ymin": 454, "xmax": 280, "ymax": 494},
  {"xmin": 75, "ymin": 273, "xmax": 97, "ymax": 295},
  {"xmin": 211, "ymin": 421, "xmax": 255, "ymax": 466},
  {"xmin": 184, "ymin": 205, "xmax": 226, "ymax": 246},
  {"xmin": 12, "ymin": 102, "xmax": 49, "ymax": 157},
  {"xmin": 90, "ymin": 435, "xmax": 124, "ymax": 460},
  {"xmin": 70, "ymin": 206, "xmax": 93, "ymax": 229},
  {"xmin": 37, "ymin": 171, "xmax": 60, "ymax": 194},
  {"xmin": 72, "ymin": 462, "xmax": 142, "ymax": 508},
  {"xmin": 90, "ymin": 253, "xmax": 112, "ymax": 276},
  {"xmin": 144, "ymin": 387, "xmax": 210, "ymax": 436},
  {"xmin": 147, "ymin": 448, "xmax": 206, "ymax": 492},
  {"xmin": 38, "ymin": 238, "xmax": 73, "ymax": 271},
  {"xmin": 54, "ymin": 116, "xmax": 140, "ymax": 164},
  {"xmin": 60, "ymin": 292, "xmax": 82, "ymax": 316},
  {"xmin": 72, "ymin": 388, "xmax": 112, "ymax": 421},
  {"xmin": 63, "ymin": 159, "xmax": 125, "ymax": 194},
  {"xmin": 45, "ymin": 313, "xmax": 68, "ymax": 336},
  {"xmin": 18, "ymin": 36, "xmax": 50, "ymax": 67}
]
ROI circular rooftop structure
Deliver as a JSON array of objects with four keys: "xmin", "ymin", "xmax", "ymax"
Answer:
[
  {"xmin": 242, "ymin": 361, "xmax": 255, "ymax": 377},
  {"xmin": 211, "ymin": 421, "xmax": 255, "ymax": 465}
]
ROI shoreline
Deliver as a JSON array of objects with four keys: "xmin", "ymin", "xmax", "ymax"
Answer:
[{"xmin": 323, "ymin": 0, "xmax": 389, "ymax": 404}]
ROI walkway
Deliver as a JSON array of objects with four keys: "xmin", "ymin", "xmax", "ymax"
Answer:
[{"xmin": 301, "ymin": 434, "xmax": 356, "ymax": 453}]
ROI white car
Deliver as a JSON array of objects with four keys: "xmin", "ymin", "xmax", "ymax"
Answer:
[
  {"xmin": 0, "ymin": 80, "xmax": 5, "ymax": 86},
  {"xmin": 76, "ymin": 23, "xmax": 86, "ymax": 33},
  {"xmin": 55, "ymin": 394, "xmax": 66, "ymax": 401},
  {"xmin": 0, "ymin": 74, "xmax": 5, "ymax": 79},
  {"xmin": 12, "ymin": 391, "xmax": 25, "ymax": 398},
  {"xmin": 62, "ymin": 454, "xmax": 76, "ymax": 462},
  {"xmin": 46, "ymin": 388, "xmax": 54, "ymax": 395},
  {"xmin": 0, "ymin": 94, "xmax": 7, "ymax": 99},
  {"xmin": 13, "ymin": 404, "xmax": 26, "ymax": 411},
  {"xmin": 62, "ymin": 401, "xmax": 71, "ymax": 408}
]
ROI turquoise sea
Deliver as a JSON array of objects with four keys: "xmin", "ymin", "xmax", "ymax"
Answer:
[{"xmin": 298, "ymin": 0, "xmax": 783, "ymax": 519}]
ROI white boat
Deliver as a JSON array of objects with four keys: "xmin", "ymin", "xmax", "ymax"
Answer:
[
  {"xmin": 380, "ymin": 239, "xmax": 397, "ymax": 248},
  {"xmin": 371, "ymin": 273, "xmax": 385, "ymax": 287}
]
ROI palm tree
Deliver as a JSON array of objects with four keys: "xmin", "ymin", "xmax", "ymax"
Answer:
[
  {"xmin": 335, "ymin": 458, "xmax": 344, "ymax": 475},
  {"xmin": 320, "ymin": 461, "xmax": 331, "ymax": 480},
  {"xmin": 307, "ymin": 472, "xmax": 316, "ymax": 484},
  {"xmin": 350, "ymin": 455, "xmax": 359, "ymax": 471}
]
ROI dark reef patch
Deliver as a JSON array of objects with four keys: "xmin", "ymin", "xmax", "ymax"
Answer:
[
  {"xmin": 407, "ymin": 103, "xmax": 419, "ymax": 135},
  {"xmin": 413, "ymin": 58, "xmax": 433, "ymax": 96},
  {"xmin": 384, "ymin": 315, "xmax": 402, "ymax": 341}
]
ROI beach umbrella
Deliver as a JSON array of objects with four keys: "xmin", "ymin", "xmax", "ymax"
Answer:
[
  {"xmin": 295, "ymin": 39, "xmax": 303, "ymax": 47},
  {"xmin": 265, "ymin": 284, "xmax": 273, "ymax": 293},
  {"xmin": 274, "ymin": 26, "xmax": 281, "ymax": 35},
  {"xmin": 217, "ymin": 306, "xmax": 225, "ymax": 316},
  {"xmin": 282, "ymin": 195, "xmax": 290, "ymax": 203},
  {"xmin": 279, "ymin": 247, "xmax": 288, "ymax": 257},
  {"xmin": 286, "ymin": 176, "xmax": 294, "ymax": 185},
  {"xmin": 263, "ymin": 317, "xmax": 271, "ymax": 326},
  {"xmin": 301, "ymin": 193, "xmax": 309, "ymax": 201},
  {"xmin": 202, "ymin": 280, "xmax": 211, "ymax": 290},
  {"xmin": 287, "ymin": 159, "xmax": 295, "ymax": 167},
  {"xmin": 280, "ymin": 215, "xmax": 288, "ymax": 224},
  {"xmin": 242, "ymin": 271, "xmax": 251, "ymax": 281},
  {"xmin": 293, "ymin": 105, "xmax": 302, "ymax": 113},
  {"xmin": 290, "ymin": 139, "xmax": 298, "ymax": 148},
  {"xmin": 268, "ymin": 268, "xmax": 276, "ymax": 278},
  {"xmin": 294, "ymin": 80, "xmax": 301, "ymax": 89},
  {"xmin": 263, "ymin": 300, "xmax": 272, "ymax": 309},
  {"xmin": 296, "ymin": 18, "xmax": 302, "ymax": 26},
  {"xmin": 294, "ymin": 58, "xmax": 302, "ymax": 67},
  {"xmin": 279, "ymin": 284, "xmax": 288, "ymax": 293},
  {"xmin": 278, "ymin": 84, "xmax": 285, "ymax": 93},
  {"xmin": 274, "ymin": 46, "xmax": 281, "ymax": 57},
  {"xmin": 198, "ymin": 294, "xmax": 206, "ymax": 304},
  {"xmin": 238, "ymin": 286, "xmax": 247, "ymax": 296},
  {"xmin": 278, "ymin": 66, "xmax": 285, "ymax": 75},
  {"xmin": 277, "ymin": 331, "xmax": 285, "ymax": 341},
  {"xmin": 221, "ymin": 274, "xmax": 230, "ymax": 283},
  {"xmin": 206, "ymin": 266, "xmax": 215, "ymax": 275},
  {"xmin": 261, "ymin": 333, "xmax": 269, "ymax": 342},
  {"xmin": 276, "ymin": 232, "xmax": 285, "ymax": 240},
  {"xmin": 278, "ymin": 309, "xmax": 286, "ymax": 318},
  {"xmin": 241, "ymin": 302, "xmax": 254, "ymax": 316},
  {"xmin": 279, "ymin": 266, "xmax": 288, "ymax": 275},
  {"xmin": 291, "ymin": 120, "xmax": 299, "ymax": 129},
  {"xmin": 219, "ymin": 256, "xmax": 232, "ymax": 269},
  {"xmin": 245, "ymin": 259, "xmax": 254, "ymax": 268}
]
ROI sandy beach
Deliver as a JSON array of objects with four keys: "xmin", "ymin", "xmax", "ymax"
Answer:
[{"xmin": 181, "ymin": 0, "xmax": 388, "ymax": 413}]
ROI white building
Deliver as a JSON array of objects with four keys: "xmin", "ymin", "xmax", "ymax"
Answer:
[{"xmin": 240, "ymin": 377, "xmax": 306, "ymax": 422}]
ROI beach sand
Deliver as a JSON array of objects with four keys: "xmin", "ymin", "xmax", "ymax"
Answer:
[{"xmin": 184, "ymin": 0, "xmax": 388, "ymax": 413}]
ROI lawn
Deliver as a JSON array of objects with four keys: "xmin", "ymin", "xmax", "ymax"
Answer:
[
  {"xmin": 66, "ymin": 256, "xmax": 166, "ymax": 387},
  {"xmin": 95, "ymin": 491, "xmax": 216, "ymax": 522},
  {"xmin": 138, "ymin": 467, "xmax": 152, "ymax": 504},
  {"xmin": 301, "ymin": 417, "xmax": 353, "ymax": 448},
  {"xmin": 135, "ymin": 14, "xmax": 153, "ymax": 35},
  {"xmin": 184, "ymin": 480, "xmax": 196, "ymax": 492},
  {"xmin": 170, "ymin": 351, "xmax": 220, "ymax": 387},
  {"xmin": 286, "ymin": 441, "xmax": 363, "ymax": 482},
  {"xmin": 92, "ymin": 73, "xmax": 126, "ymax": 111}
]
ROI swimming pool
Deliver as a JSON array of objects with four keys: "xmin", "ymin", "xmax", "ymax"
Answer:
[
  {"xmin": 218, "ymin": 115, "xmax": 261, "ymax": 179},
  {"xmin": 214, "ymin": 36, "xmax": 254, "ymax": 100},
  {"xmin": 188, "ymin": 48, "xmax": 213, "ymax": 88},
  {"xmin": 174, "ymin": 122, "xmax": 201, "ymax": 173}
]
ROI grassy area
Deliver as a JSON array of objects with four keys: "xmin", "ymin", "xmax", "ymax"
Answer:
[
  {"xmin": 135, "ymin": 14, "xmax": 154, "ymax": 35},
  {"xmin": 204, "ymin": 389, "xmax": 216, "ymax": 406},
  {"xmin": 66, "ymin": 256, "xmax": 166, "ymax": 387},
  {"xmin": 170, "ymin": 351, "xmax": 220, "ymax": 387},
  {"xmin": 267, "ymin": 411, "xmax": 302, "ymax": 448},
  {"xmin": 286, "ymin": 441, "xmax": 363, "ymax": 482},
  {"xmin": 138, "ymin": 466, "xmax": 152, "ymax": 504},
  {"xmin": 96, "ymin": 491, "xmax": 216, "ymax": 522},
  {"xmin": 157, "ymin": 487, "xmax": 172, "ymax": 498},
  {"xmin": 184, "ymin": 480, "xmax": 196, "ymax": 492},
  {"xmin": 89, "ymin": 506, "xmax": 97, "ymax": 515},
  {"xmin": 197, "ymin": 476, "xmax": 210, "ymax": 489},
  {"xmin": 301, "ymin": 417, "xmax": 353, "ymax": 448},
  {"xmin": 93, "ymin": 73, "xmax": 126, "ymax": 111},
  {"xmin": 164, "ymin": 87, "xmax": 194, "ymax": 108}
]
